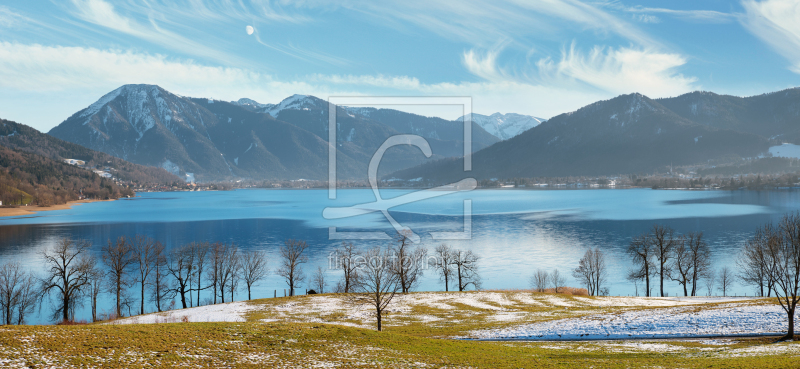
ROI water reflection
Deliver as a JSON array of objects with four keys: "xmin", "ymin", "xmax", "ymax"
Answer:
[{"xmin": 0, "ymin": 188, "xmax": 796, "ymax": 324}]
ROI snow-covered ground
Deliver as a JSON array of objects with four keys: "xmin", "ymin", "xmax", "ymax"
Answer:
[
  {"xmin": 110, "ymin": 291, "xmax": 781, "ymax": 343},
  {"xmin": 110, "ymin": 301, "xmax": 256, "ymax": 324},
  {"xmin": 469, "ymin": 303, "xmax": 796, "ymax": 340}
]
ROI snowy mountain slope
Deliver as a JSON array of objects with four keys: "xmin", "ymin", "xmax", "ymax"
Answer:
[
  {"xmin": 459, "ymin": 112, "xmax": 546, "ymax": 140},
  {"xmin": 49, "ymin": 86, "xmax": 503, "ymax": 181},
  {"xmin": 231, "ymin": 98, "xmax": 274, "ymax": 111},
  {"xmin": 48, "ymin": 85, "xmax": 355, "ymax": 181}
]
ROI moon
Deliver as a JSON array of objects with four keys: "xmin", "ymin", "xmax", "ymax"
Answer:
[{"xmin": 246, "ymin": 25, "xmax": 254, "ymax": 35}]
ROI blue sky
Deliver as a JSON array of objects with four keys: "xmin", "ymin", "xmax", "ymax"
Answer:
[{"xmin": 1, "ymin": 0, "xmax": 800, "ymax": 132}]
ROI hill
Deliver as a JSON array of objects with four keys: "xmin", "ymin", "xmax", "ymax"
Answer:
[
  {"xmin": 393, "ymin": 93, "xmax": 771, "ymax": 181},
  {"xmin": 1, "ymin": 118, "xmax": 180, "ymax": 185},
  {"xmin": 0, "ymin": 144, "xmax": 133, "ymax": 206}
]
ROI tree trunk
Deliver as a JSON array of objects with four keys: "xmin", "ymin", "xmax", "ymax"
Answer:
[
  {"xmin": 683, "ymin": 282, "xmax": 688, "ymax": 297},
  {"xmin": 444, "ymin": 274, "xmax": 449, "ymax": 292},
  {"xmin": 376, "ymin": 307, "xmax": 382, "ymax": 331},
  {"xmin": 140, "ymin": 284, "xmax": 145, "ymax": 315},
  {"xmin": 63, "ymin": 295, "xmax": 70, "ymax": 322},
  {"xmin": 197, "ymin": 271, "xmax": 202, "ymax": 307},
  {"xmin": 180, "ymin": 286, "xmax": 187, "ymax": 309},
  {"xmin": 660, "ymin": 268, "xmax": 665, "ymax": 297},
  {"xmin": 645, "ymin": 269, "xmax": 650, "ymax": 297},
  {"xmin": 457, "ymin": 265, "xmax": 464, "ymax": 292},
  {"xmin": 116, "ymin": 280, "xmax": 122, "ymax": 318},
  {"xmin": 783, "ymin": 308, "xmax": 795, "ymax": 341},
  {"xmin": 248, "ymin": 285, "xmax": 251, "ymax": 301}
]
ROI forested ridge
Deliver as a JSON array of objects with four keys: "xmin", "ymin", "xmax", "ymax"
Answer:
[
  {"xmin": 0, "ymin": 118, "xmax": 179, "ymax": 184},
  {"xmin": 0, "ymin": 118, "xmax": 179, "ymax": 206}
]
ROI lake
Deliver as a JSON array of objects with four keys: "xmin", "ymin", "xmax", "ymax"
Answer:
[{"xmin": 0, "ymin": 188, "xmax": 797, "ymax": 324}]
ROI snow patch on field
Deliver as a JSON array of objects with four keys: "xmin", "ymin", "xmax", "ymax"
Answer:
[
  {"xmin": 469, "ymin": 303, "xmax": 796, "ymax": 340},
  {"xmin": 112, "ymin": 301, "xmax": 255, "ymax": 324}
]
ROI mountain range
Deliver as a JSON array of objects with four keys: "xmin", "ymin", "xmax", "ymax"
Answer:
[
  {"xmin": 393, "ymin": 91, "xmax": 787, "ymax": 181},
  {"xmin": 43, "ymin": 85, "xmax": 800, "ymax": 183},
  {"xmin": 48, "ymin": 85, "xmax": 504, "ymax": 181}
]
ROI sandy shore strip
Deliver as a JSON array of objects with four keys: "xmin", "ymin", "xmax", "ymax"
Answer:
[{"xmin": 0, "ymin": 199, "xmax": 115, "ymax": 217}]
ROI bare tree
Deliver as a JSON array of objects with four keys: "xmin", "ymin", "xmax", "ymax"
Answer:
[
  {"xmin": 744, "ymin": 213, "xmax": 800, "ymax": 340},
  {"xmin": 627, "ymin": 233, "xmax": 655, "ymax": 297},
  {"xmin": 131, "ymin": 235, "xmax": 157, "ymax": 315},
  {"xmin": 40, "ymin": 238, "xmax": 96, "ymax": 322},
  {"xmin": 165, "ymin": 243, "xmax": 196, "ymax": 309},
  {"xmin": 352, "ymin": 246, "xmax": 400, "ymax": 331},
  {"xmin": 433, "ymin": 244, "xmax": 455, "ymax": 292},
  {"xmin": 13, "ymin": 273, "xmax": 37, "ymax": 325},
  {"xmin": 150, "ymin": 242, "xmax": 172, "ymax": 312},
  {"xmin": 572, "ymin": 248, "xmax": 607, "ymax": 296},
  {"xmin": 311, "ymin": 266, "xmax": 327, "ymax": 294},
  {"xmin": 669, "ymin": 235, "xmax": 693, "ymax": 296},
  {"xmin": 451, "ymin": 249, "xmax": 481, "ymax": 291},
  {"xmin": 718, "ymin": 266, "xmax": 735, "ymax": 297},
  {"xmin": 192, "ymin": 242, "xmax": 210, "ymax": 307},
  {"xmin": 0, "ymin": 262, "xmax": 37, "ymax": 325},
  {"xmin": 651, "ymin": 225, "xmax": 678, "ymax": 297},
  {"xmin": 390, "ymin": 231, "xmax": 426, "ymax": 293},
  {"xmin": 240, "ymin": 250, "xmax": 269, "ymax": 300},
  {"xmin": 704, "ymin": 269, "xmax": 716, "ymax": 296},
  {"xmin": 529, "ymin": 269, "xmax": 549, "ymax": 292},
  {"xmin": 738, "ymin": 226, "xmax": 775, "ymax": 297},
  {"xmin": 686, "ymin": 232, "xmax": 711, "ymax": 296},
  {"xmin": 88, "ymin": 264, "xmax": 104, "ymax": 321},
  {"xmin": 102, "ymin": 236, "xmax": 135, "ymax": 318},
  {"xmin": 218, "ymin": 245, "xmax": 240, "ymax": 302},
  {"xmin": 208, "ymin": 242, "xmax": 224, "ymax": 304},
  {"xmin": 0, "ymin": 262, "xmax": 24, "ymax": 325},
  {"xmin": 277, "ymin": 239, "xmax": 308, "ymax": 297},
  {"xmin": 333, "ymin": 242, "xmax": 361, "ymax": 293},
  {"xmin": 550, "ymin": 269, "xmax": 566, "ymax": 294}
]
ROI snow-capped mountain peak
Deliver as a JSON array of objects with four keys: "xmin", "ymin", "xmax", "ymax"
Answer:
[
  {"xmin": 264, "ymin": 94, "xmax": 324, "ymax": 117},
  {"xmin": 460, "ymin": 112, "xmax": 546, "ymax": 140},
  {"xmin": 232, "ymin": 98, "xmax": 273, "ymax": 110}
]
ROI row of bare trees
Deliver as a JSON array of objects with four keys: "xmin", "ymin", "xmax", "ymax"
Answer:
[
  {"xmin": 0, "ymin": 236, "xmax": 275, "ymax": 324},
  {"xmin": 529, "ymin": 269, "xmax": 567, "ymax": 293},
  {"xmin": 626, "ymin": 225, "xmax": 712, "ymax": 297},
  {"xmin": 328, "ymin": 233, "xmax": 482, "ymax": 331}
]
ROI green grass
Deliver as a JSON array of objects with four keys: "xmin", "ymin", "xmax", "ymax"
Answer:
[{"xmin": 0, "ymin": 322, "xmax": 797, "ymax": 368}]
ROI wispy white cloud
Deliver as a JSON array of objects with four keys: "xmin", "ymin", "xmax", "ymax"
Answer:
[
  {"xmin": 0, "ymin": 6, "xmax": 29, "ymax": 27},
  {"xmin": 0, "ymin": 42, "xmax": 607, "ymax": 129},
  {"xmin": 462, "ymin": 42, "xmax": 697, "ymax": 98},
  {"xmin": 606, "ymin": 3, "xmax": 735, "ymax": 24},
  {"xmin": 66, "ymin": 0, "xmax": 348, "ymax": 67},
  {"xmin": 68, "ymin": 0, "xmax": 240, "ymax": 65},
  {"xmin": 741, "ymin": 0, "xmax": 800, "ymax": 73},
  {"xmin": 536, "ymin": 43, "xmax": 697, "ymax": 96},
  {"xmin": 633, "ymin": 14, "xmax": 660, "ymax": 24}
]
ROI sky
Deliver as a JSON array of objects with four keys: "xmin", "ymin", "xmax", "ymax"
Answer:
[{"xmin": 1, "ymin": 0, "xmax": 800, "ymax": 132}]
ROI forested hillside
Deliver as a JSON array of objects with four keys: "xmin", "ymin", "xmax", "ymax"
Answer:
[
  {"xmin": 0, "ymin": 145, "xmax": 133, "ymax": 206},
  {"xmin": 0, "ymin": 118, "xmax": 179, "ymax": 184}
]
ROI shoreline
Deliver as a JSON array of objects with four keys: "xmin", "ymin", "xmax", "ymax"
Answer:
[{"xmin": 0, "ymin": 198, "xmax": 115, "ymax": 218}]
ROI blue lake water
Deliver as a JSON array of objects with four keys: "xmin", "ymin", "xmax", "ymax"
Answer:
[{"xmin": 0, "ymin": 188, "xmax": 798, "ymax": 324}]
